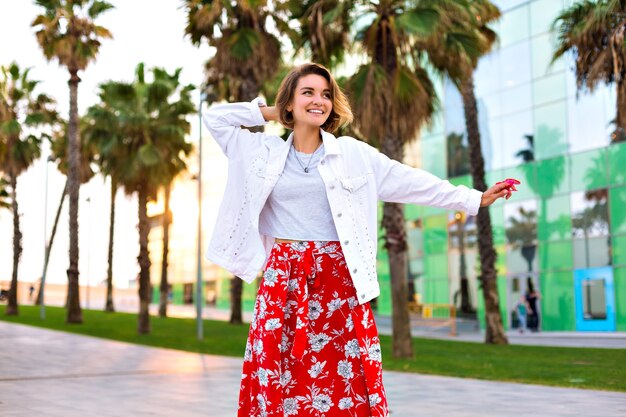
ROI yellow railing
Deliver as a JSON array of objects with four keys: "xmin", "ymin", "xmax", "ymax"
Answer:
[{"xmin": 408, "ymin": 301, "xmax": 457, "ymax": 336}]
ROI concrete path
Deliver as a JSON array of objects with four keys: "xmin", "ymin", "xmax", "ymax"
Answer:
[{"xmin": 1, "ymin": 322, "xmax": 625, "ymax": 417}]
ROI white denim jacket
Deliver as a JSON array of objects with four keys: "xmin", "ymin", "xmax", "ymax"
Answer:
[{"xmin": 203, "ymin": 99, "xmax": 482, "ymax": 304}]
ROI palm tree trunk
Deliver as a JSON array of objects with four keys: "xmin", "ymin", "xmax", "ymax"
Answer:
[
  {"xmin": 159, "ymin": 183, "xmax": 171, "ymax": 318},
  {"xmin": 460, "ymin": 75, "xmax": 507, "ymax": 345},
  {"xmin": 66, "ymin": 70, "xmax": 82, "ymax": 324},
  {"xmin": 105, "ymin": 179, "xmax": 116, "ymax": 312},
  {"xmin": 381, "ymin": 134, "xmax": 413, "ymax": 359},
  {"xmin": 137, "ymin": 185, "xmax": 152, "ymax": 334},
  {"xmin": 37, "ymin": 179, "xmax": 68, "ymax": 306},
  {"xmin": 6, "ymin": 173, "xmax": 21, "ymax": 316},
  {"xmin": 229, "ymin": 277, "xmax": 243, "ymax": 325},
  {"xmin": 615, "ymin": 77, "xmax": 626, "ymax": 142},
  {"xmin": 458, "ymin": 218, "xmax": 473, "ymax": 315}
]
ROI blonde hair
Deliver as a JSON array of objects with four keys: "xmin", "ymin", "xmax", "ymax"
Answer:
[{"xmin": 275, "ymin": 63, "xmax": 353, "ymax": 133}]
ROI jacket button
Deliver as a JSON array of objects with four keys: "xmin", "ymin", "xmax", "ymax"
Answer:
[
  {"xmin": 320, "ymin": 160, "xmax": 325, "ymax": 165},
  {"xmin": 344, "ymin": 240, "xmax": 349, "ymax": 245},
  {"xmin": 360, "ymin": 293, "xmax": 366, "ymax": 299},
  {"xmin": 353, "ymin": 268, "xmax": 357, "ymax": 274},
  {"xmin": 330, "ymin": 184, "xmax": 335, "ymax": 190},
  {"xmin": 337, "ymin": 212, "xmax": 342, "ymax": 218}
]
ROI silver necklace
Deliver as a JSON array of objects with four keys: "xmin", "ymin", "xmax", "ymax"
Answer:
[{"xmin": 292, "ymin": 142, "xmax": 321, "ymax": 173}]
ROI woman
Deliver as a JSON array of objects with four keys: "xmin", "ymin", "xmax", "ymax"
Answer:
[{"xmin": 203, "ymin": 63, "xmax": 515, "ymax": 417}]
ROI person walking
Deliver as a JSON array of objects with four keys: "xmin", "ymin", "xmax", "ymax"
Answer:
[{"xmin": 203, "ymin": 63, "xmax": 516, "ymax": 417}]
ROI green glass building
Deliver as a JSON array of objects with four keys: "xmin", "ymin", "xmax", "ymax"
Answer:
[{"xmin": 374, "ymin": 0, "xmax": 626, "ymax": 332}]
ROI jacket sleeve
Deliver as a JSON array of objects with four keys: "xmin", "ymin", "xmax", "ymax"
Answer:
[
  {"xmin": 202, "ymin": 98, "xmax": 268, "ymax": 160},
  {"xmin": 365, "ymin": 142, "xmax": 483, "ymax": 216}
]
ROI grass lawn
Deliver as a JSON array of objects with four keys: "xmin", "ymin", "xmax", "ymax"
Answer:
[{"xmin": 2, "ymin": 304, "xmax": 625, "ymax": 392}]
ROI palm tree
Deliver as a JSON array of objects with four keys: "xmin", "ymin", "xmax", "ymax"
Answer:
[
  {"xmin": 344, "ymin": 0, "xmax": 441, "ymax": 358},
  {"xmin": 184, "ymin": 0, "xmax": 283, "ymax": 324},
  {"xmin": 83, "ymin": 102, "xmax": 122, "ymax": 312},
  {"xmin": 418, "ymin": 0, "xmax": 508, "ymax": 344},
  {"xmin": 96, "ymin": 64, "xmax": 195, "ymax": 334},
  {"xmin": 32, "ymin": 0, "xmax": 113, "ymax": 323},
  {"xmin": 0, "ymin": 62, "xmax": 56, "ymax": 316},
  {"xmin": 552, "ymin": 0, "xmax": 626, "ymax": 142},
  {"xmin": 281, "ymin": 0, "xmax": 354, "ymax": 69}
]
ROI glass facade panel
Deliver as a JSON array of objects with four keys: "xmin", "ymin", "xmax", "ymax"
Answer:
[
  {"xmin": 540, "ymin": 271, "xmax": 576, "ymax": 331},
  {"xmin": 500, "ymin": 41, "xmax": 532, "ymax": 89},
  {"xmin": 530, "ymin": 0, "xmax": 564, "ymax": 36},
  {"xmin": 505, "ymin": 199, "xmax": 538, "ymax": 273},
  {"xmin": 474, "ymin": 52, "xmax": 501, "ymax": 97},
  {"xmin": 500, "ymin": 110, "xmax": 534, "ymax": 168},
  {"xmin": 533, "ymin": 101, "xmax": 568, "ymax": 160},
  {"xmin": 531, "ymin": 33, "xmax": 565, "ymax": 79},
  {"xmin": 424, "ymin": 254, "xmax": 448, "ymax": 278},
  {"xmin": 424, "ymin": 215, "xmax": 448, "ymax": 256},
  {"xmin": 499, "ymin": 4, "xmax": 529, "ymax": 48},
  {"xmin": 609, "ymin": 142, "xmax": 626, "ymax": 185},
  {"xmin": 501, "ymin": 83, "xmax": 533, "ymax": 115},
  {"xmin": 570, "ymin": 150, "xmax": 608, "ymax": 191},
  {"xmin": 538, "ymin": 194, "xmax": 571, "ymax": 242},
  {"xmin": 490, "ymin": 205, "xmax": 506, "ymax": 245},
  {"xmin": 535, "ymin": 156, "xmax": 569, "ymax": 197},
  {"xmin": 614, "ymin": 234, "xmax": 626, "ymax": 266},
  {"xmin": 480, "ymin": 92, "xmax": 503, "ymax": 119},
  {"xmin": 573, "ymin": 236, "xmax": 611, "ymax": 269},
  {"xmin": 614, "ymin": 267, "xmax": 626, "ymax": 331},
  {"xmin": 567, "ymin": 94, "xmax": 611, "ymax": 153},
  {"xmin": 502, "ymin": 164, "xmax": 537, "ymax": 200},
  {"xmin": 571, "ymin": 189, "xmax": 609, "ymax": 238},
  {"xmin": 610, "ymin": 186, "xmax": 626, "ymax": 235},
  {"xmin": 532, "ymin": 73, "xmax": 567, "ymax": 107},
  {"xmin": 420, "ymin": 135, "xmax": 446, "ymax": 178},
  {"xmin": 446, "ymin": 132, "xmax": 471, "ymax": 178},
  {"xmin": 539, "ymin": 240, "xmax": 573, "ymax": 271}
]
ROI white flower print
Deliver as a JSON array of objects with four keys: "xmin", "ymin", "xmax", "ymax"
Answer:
[
  {"xmin": 347, "ymin": 296, "xmax": 358, "ymax": 309},
  {"xmin": 308, "ymin": 300, "xmax": 323, "ymax": 320},
  {"xmin": 244, "ymin": 341, "xmax": 252, "ymax": 362},
  {"xmin": 257, "ymin": 368, "xmax": 271, "ymax": 387},
  {"xmin": 283, "ymin": 397, "xmax": 299, "ymax": 416},
  {"xmin": 265, "ymin": 318, "xmax": 282, "ymax": 331},
  {"xmin": 338, "ymin": 397, "xmax": 354, "ymax": 410},
  {"xmin": 263, "ymin": 268, "xmax": 279, "ymax": 287},
  {"xmin": 287, "ymin": 279, "xmax": 299, "ymax": 292},
  {"xmin": 326, "ymin": 297, "xmax": 342, "ymax": 315},
  {"xmin": 308, "ymin": 332, "xmax": 331, "ymax": 353},
  {"xmin": 280, "ymin": 370, "xmax": 292, "ymax": 387},
  {"xmin": 280, "ymin": 332, "xmax": 290, "ymax": 353},
  {"xmin": 312, "ymin": 394, "xmax": 333, "ymax": 412},
  {"xmin": 336, "ymin": 360, "xmax": 354, "ymax": 379},
  {"xmin": 368, "ymin": 343, "xmax": 382, "ymax": 362},
  {"xmin": 345, "ymin": 315, "xmax": 354, "ymax": 332},
  {"xmin": 344, "ymin": 339, "xmax": 361, "ymax": 358},
  {"xmin": 254, "ymin": 339, "xmax": 264, "ymax": 355},
  {"xmin": 369, "ymin": 393, "xmax": 382, "ymax": 406},
  {"xmin": 308, "ymin": 360, "xmax": 326, "ymax": 378}
]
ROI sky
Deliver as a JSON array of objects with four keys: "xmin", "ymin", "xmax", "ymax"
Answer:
[{"xmin": 0, "ymin": 1, "xmax": 219, "ymax": 290}]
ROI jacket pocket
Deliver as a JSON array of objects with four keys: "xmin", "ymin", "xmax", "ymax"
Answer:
[{"xmin": 340, "ymin": 175, "xmax": 368, "ymax": 193}]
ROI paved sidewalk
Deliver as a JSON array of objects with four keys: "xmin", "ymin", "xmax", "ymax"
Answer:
[{"xmin": 1, "ymin": 322, "xmax": 625, "ymax": 417}]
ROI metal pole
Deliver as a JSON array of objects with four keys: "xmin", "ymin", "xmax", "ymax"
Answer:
[
  {"xmin": 40, "ymin": 156, "xmax": 51, "ymax": 320},
  {"xmin": 196, "ymin": 92, "xmax": 206, "ymax": 340}
]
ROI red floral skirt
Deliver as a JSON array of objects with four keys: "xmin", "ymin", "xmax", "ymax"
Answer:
[{"xmin": 238, "ymin": 241, "xmax": 389, "ymax": 417}]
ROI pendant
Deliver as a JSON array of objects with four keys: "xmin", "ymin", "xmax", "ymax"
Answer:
[{"xmin": 304, "ymin": 167, "xmax": 309, "ymax": 173}]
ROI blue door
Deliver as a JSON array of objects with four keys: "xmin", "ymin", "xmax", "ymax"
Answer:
[{"xmin": 574, "ymin": 267, "xmax": 615, "ymax": 331}]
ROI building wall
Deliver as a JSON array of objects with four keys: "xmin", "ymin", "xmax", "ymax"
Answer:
[{"xmin": 385, "ymin": 0, "xmax": 626, "ymax": 332}]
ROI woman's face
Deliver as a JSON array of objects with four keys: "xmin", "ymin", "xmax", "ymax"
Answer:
[{"xmin": 287, "ymin": 74, "xmax": 333, "ymax": 129}]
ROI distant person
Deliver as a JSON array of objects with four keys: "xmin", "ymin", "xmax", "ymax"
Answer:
[
  {"xmin": 526, "ymin": 278, "xmax": 541, "ymax": 332},
  {"xmin": 29, "ymin": 284, "xmax": 35, "ymax": 303},
  {"xmin": 515, "ymin": 295, "xmax": 529, "ymax": 333},
  {"xmin": 203, "ymin": 62, "xmax": 516, "ymax": 417}
]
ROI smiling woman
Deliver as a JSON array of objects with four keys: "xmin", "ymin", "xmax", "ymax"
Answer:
[{"xmin": 202, "ymin": 62, "xmax": 513, "ymax": 417}]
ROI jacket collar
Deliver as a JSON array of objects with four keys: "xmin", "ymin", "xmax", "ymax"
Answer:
[{"xmin": 284, "ymin": 129, "xmax": 342, "ymax": 156}]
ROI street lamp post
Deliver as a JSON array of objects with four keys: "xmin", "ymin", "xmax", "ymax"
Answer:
[{"xmin": 196, "ymin": 91, "xmax": 206, "ymax": 340}]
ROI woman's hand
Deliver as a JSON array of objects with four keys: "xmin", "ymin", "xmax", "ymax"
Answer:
[{"xmin": 480, "ymin": 178, "xmax": 520, "ymax": 207}]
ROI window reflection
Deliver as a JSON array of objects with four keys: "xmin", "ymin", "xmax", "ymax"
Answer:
[
  {"xmin": 571, "ymin": 189, "xmax": 610, "ymax": 269},
  {"xmin": 505, "ymin": 200, "xmax": 539, "ymax": 273},
  {"xmin": 406, "ymin": 219, "xmax": 424, "ymax": 302},
  {"xmin": 448, "ymin": 212, "xmax": 477, "ymax": 315},
  {"xmin": 503, "ymin": 111, "xmax": 534, "ymax": 168},
  {"xmin": 500, "ymin": 41, "xmax": 531, "ymax": 88},
  {"xmin": 446, "ymin": 132, "xmax": 470, "ymax": 177}
]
